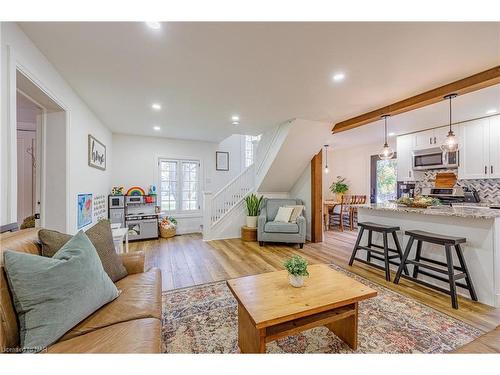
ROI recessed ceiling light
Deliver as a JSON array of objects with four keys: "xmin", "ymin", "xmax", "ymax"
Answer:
[
  {"xmin": 388, "ymin": 132, "xmax": 396, "ymax": 137},
  {"xmin": 153, "ymin": 126, "xmax": 161, "ymax": 131},
  {"xmin": 231, "ymin": 115, "xmax": 240, "ymax": 122},
  {"xmin": 332, "ymin": 72, "xmax": 346, "ymax": 82},
  {"xmin": 486, "ymin": 108, "xmax": 497, "ymax": 115},
  {"xmin": 145, "ymin": 22, "xmax": 161, "ymax": 30},
  {"xmin": 151, "ymin": 103, "xmax": 161, "ymax": 111}
]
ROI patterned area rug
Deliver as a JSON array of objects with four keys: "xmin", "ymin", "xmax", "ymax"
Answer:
[{"xmin": 162, "ymin": 264, "xmax": 482, "ymax": 353}]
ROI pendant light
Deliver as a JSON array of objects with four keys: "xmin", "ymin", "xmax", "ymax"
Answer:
[
  {"xmin": 441, "ymin": 93, "xmax": 459, "ymax": 152},
  {"xmin": 324, "ymin": 144, "xmax": 329, "ymax": 174},
  {"xmin": 378, "ymin": 115, "xmax": 394, "ymax": 160}
]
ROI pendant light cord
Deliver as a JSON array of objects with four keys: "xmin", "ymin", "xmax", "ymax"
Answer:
[
  {"xmin": 449, "ymin": 96, "xmax": 452, "ymax": 132},
  {"xmin": 383, "ymin": 115, "xmax": 388, "ymax": 145}
]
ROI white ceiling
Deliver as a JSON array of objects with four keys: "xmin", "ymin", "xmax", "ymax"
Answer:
[{"xmin": 18, "ymin": 22, "xmax": 500, "ymax": 142}]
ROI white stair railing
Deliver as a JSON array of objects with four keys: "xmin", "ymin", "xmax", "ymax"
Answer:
[{"xmin": 203, "ymin": 164, "xmax": 255, "ymax": 238}]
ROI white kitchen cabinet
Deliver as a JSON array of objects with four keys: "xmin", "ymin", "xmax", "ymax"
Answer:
[
  {"xmin": 433, "ymin": 126, "xmax": 454, "ymax": 146},
  {"xmin": 413, "ymin": 129, "xmax": 435, "ymax": 150},
  {"xmin": 413, "ymin": 127, "xmax": 451, "ymax": 150},
  {"xmin": 396, "ymin": 134, "xmax": 415, "ymax": 181},
  {"xmin": 488, "ymin": 115, "xmax": 500, "ymax": 178},
  {"xmin": 458, "ymin": 117, "xmax": 492, "ymax": 179}
]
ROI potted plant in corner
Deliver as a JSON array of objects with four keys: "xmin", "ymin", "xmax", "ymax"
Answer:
[
  {"xmin": 330, "ymin": 176, "xmax": 349, "ymax": 201},
  {"xmin": 244, "ymin": 193, "xmax": 263, "ymax": 228},
  {"xmin": 283, "ymin": 256, "xmax": 309, "ymax": 288}
]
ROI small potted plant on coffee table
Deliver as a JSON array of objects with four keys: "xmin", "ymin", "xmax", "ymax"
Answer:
[{"xmin": 283, "ymin": 255, "xmax": 309, "ymax": 288}]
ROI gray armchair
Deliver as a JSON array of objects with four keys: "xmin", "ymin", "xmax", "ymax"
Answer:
[{"xmin": 257, "ymin": 198, "xmax": 306, "ymax": 248}]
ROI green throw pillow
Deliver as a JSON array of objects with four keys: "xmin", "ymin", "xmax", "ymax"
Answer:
[{"xmin": 3, "ymin": 230, "xmax": 120, "ymax": 353}]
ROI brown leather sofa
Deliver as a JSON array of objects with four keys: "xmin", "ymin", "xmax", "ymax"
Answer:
[
  {"xmin": 453, "ymin": 325, "xmax": 500, "ymax": 353},
  {"xmin": 0, "ymin": 228, "xmax": 162, "ymax": 353}
]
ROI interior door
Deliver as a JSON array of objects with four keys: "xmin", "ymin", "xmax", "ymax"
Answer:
[
  {"xmin": 17, "ymin": 130, "xmax": 36, "ymax": 224},
  {"xmin": 34, "ymin": 112, "xmax": 43, "ymax": 227},
  {"xmin": 488, "ymin": 115, "xmax": 500, "ymax": 178},
  {"xmin": 458, "ymin": 118, "xmax": 489, "ymax": 179}
]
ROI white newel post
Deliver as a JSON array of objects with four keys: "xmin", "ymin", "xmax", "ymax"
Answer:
[{"xmin": 202, "ymin": 191, "xmax": 213, "ymax": 240}]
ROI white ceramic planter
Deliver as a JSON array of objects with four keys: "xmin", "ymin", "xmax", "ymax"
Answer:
[
  {"xmin": 246, "ymin": 216, "xmax": 258, "ymax": 228},
  {"xmin": 288, "ymin": 274, "xmax": 305, "ymax": 288}
]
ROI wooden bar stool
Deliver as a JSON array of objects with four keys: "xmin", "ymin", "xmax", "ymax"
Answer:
[
  {"xmin": 348, "ymin": 222, "xmax": 409, "ymax": 281},
  {"xmin": 394, "ymin": 230, "xmax": 478, "ymax": 309}
]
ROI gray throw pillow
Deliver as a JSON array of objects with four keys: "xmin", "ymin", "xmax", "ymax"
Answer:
[
  {"xmin": 39, "ymin": 220, "xmax": 128, "ymax": 282},
  {"xmin": 3, "ymin": 230, "xmax": 120, "ymax": 352}
]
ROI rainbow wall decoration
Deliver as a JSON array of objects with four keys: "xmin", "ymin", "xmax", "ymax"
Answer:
[{"xmin": 126, "ymin": 186, "xmax": 146, "ymax": 196}]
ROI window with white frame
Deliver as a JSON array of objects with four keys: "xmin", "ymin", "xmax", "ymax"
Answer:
[
  {"xmin": 159, "ymin": 158, "xmax": 200, "ymax": 213},
  {"xmin": 244, "ymin": 135, "xmax": 261, "ymax": 167}
]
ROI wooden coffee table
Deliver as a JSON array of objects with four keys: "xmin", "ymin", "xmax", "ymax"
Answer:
[{"xmin": 227, "ymin": 264, "xmax": 377, "ymax": 353}]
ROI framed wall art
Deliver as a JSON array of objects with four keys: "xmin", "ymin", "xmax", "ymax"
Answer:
[
  {"xmin": 88, "ymin": 134, "xmax": 106, "ymax": 170},
  {"xmin": 77, "ymin": 193, "xmax": 93, "ymax": 229},
  {"xmin": 216, "ymin": 151, "xmax": 229, "ymax": 171}
]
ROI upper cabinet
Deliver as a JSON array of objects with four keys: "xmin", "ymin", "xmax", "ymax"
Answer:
[
  {"xmin": 486, "ymin": 115, "xmax": 500, "ymax": 179},
  {"xmin": 413, "ymin": 126, "xmax": 450, "ymax": 150},
  {"xmin": 396, "ymin": 134, "xmax": 415, "ymax": 181},
  {"xmin": 458, "ymin": 116, "xmax": 500, "ymax": 180}
]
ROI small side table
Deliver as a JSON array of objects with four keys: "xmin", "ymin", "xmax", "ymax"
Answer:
[
  {"xmin": 112, "ymin": 227, "xmax": 129, "ymax": 254},
  {"xmin": 241, "ymin": 225, "xmax": 257, "ymax": 242}
]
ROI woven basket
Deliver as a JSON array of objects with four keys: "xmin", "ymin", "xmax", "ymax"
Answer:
[{"xmin": 160, "ymin": 226, "xmax": 176, "ymax": 238}]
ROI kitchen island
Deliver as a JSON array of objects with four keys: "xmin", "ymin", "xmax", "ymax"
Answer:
[{"xmin": 358, "ymin": 203, "xmax": 500, "ymax": 307}]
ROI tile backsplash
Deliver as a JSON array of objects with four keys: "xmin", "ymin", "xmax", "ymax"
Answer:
[{"xmin": 415, "ymin": 169, "xmax": 500, "ymax": 204}]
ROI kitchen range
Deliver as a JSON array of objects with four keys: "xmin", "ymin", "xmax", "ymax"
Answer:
[{"xmin": 108, "ymin": 194, "xmax": 159, "ymax": 241}]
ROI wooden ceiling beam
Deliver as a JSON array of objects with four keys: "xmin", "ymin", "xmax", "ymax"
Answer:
[{"xmin": 332, "ymin": 65, "xmax": 500, "ymax": 134}]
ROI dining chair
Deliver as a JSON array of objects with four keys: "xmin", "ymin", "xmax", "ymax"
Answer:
[
  {"xmin": 349, "ymin": 195, "xmax": 367, "ymax": 230},
  {"xmin": 329, "ymin": 194, "xmax": 352, "ymax": 232}
]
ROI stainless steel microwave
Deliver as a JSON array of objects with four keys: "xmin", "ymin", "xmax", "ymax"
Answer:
[{"xmin": 412, "ymin": 147, "xmax": 459, "ymax": 170}]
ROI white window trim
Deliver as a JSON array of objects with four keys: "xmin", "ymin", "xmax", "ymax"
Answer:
[{"xmin": 158, "ymin": 158, "xmax": 201, "ymax": 215}]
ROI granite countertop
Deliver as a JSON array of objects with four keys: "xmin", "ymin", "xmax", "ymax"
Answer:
[{"xmin": 360, "ymin": 203, "xmax": 500, "ymax": 219}]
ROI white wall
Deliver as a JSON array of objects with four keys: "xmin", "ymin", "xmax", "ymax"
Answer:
[
  {"xmin": 111, "ymin": 133, "xmax": 245, "ymax": 234},
  {"xmin": 1, "ymin": 22, "xmax": 112, "ymax": 232},
  {"xmin": 323, "ymin": 140, "xmax": 396, "ymax": 200},
  {"xmin": 289, "ymin": 164, "xmax": 311, "ymax": 241},
  {"xmin": 216, "ymin": 134, "xmax": 245, "ymax": 184}
]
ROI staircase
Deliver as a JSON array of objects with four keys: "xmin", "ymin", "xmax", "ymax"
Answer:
[
  {"xmin": 202, "ymin": 118, "xmax": 330, "ymax": 241},
  {"xmin": 202, "ymin": 121, "xmax": 291, "ymax": 240},
  {"xmin": 203, "ymin": 164, "xmax": 255, "ymax": 233}
]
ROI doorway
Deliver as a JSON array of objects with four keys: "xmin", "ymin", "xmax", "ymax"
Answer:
[
  {"xmin": 16, "ymin": 69, "xmax": 68, "ymax": 232},
  {"xmin": 370, "ymin": 154, "xmax": 397, "ymax": 203}
]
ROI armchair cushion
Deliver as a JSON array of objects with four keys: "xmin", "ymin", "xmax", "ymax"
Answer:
[
  {"xmin": 264, "ymin": 222, "xmax": 299, "ymax": 234},
  {"xmin": 265, "ymin": 199, "xmax": 305, "ymax": 221}
]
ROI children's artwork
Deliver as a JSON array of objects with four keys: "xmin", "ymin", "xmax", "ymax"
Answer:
[
  {"xmin": 126, "ymin": 186, "xmax": 145, "ymax": 196},
  {"xmin": 77, "ymin": 193, "xmax": 93, "ymax": 229},
  {"xmin": 93, "ymin": 194, "xmax": 107, "ymax": 221},
  {"xmin": 111, "ymin": 186, "xmax": 124, "ymax": 195},
  {"xmin": 148, "ymin": 185, "xmax": 157, "ymax": 195}
]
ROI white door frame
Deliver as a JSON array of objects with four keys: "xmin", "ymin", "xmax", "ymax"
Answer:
[{"xmin": 5, "ymin": 44, "xmax": 71, "ymax": 232}]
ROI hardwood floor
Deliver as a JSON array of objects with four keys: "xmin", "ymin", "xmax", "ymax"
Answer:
[{"xmin": 129, "ymin": 230, "xmax": 500, "ymax": 332}]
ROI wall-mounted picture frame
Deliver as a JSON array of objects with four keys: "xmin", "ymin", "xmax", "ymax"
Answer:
[
  {"xmin": 77, "ymin": 193, "xmax": 93, "ymax": 229},
  {"xmin": 88, "ymin": 134, "xmax": 106, "ymax": 170},
  {"xmin": 216, "ymin": 151, "xmax": 229, "ymax": 171}
]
